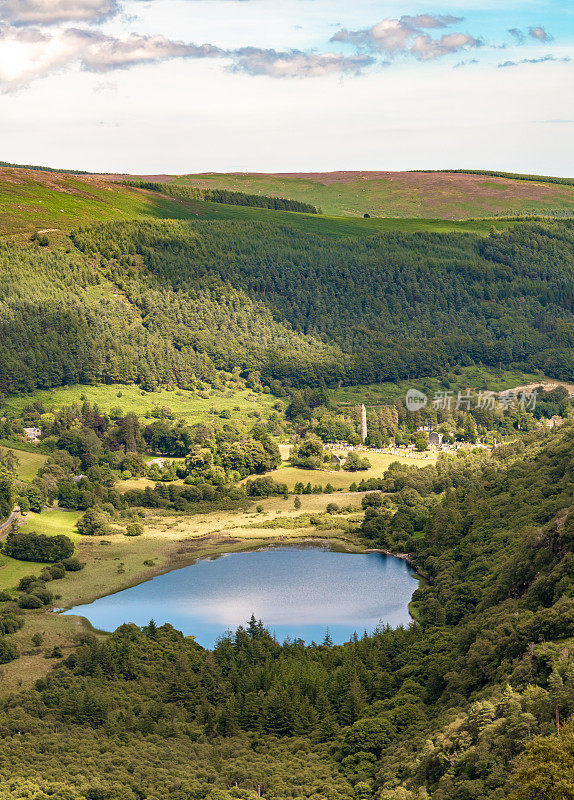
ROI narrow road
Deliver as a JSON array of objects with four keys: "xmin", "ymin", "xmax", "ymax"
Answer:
[{"xmin": 0, "ymin": 508, "xmax": 20, "ymax": 540}]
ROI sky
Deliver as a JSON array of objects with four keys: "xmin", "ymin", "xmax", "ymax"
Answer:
[{"xmin": 0, "ymin": 0, "xmax": 572, "ymax": 174}]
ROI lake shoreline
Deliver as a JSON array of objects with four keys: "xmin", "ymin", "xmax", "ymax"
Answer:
[
  {"xmin": 56, "ymin": 532, "xmax": 423, "ymax": 631},
  {"xmin": 60, "ymin": 540, "xmax": 419, "ymax": 646}
]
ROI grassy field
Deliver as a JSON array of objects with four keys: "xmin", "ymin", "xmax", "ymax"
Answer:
[
  {"xmin": 0, "ymin": 510, "xmax": 82, "ymax": 590},
  {"xmin": 18, "ymin": 509, "xmax": 82, "ymax": 541},
  {"xmin": 171, "ymin": 171, "xmax": 574, "ymax": 219},
  {"xmin": 192, "ymin": 202, "xmax": 520, "ymax": 237},
  {"xmin": 0, "ymin": 445, "xmax": 47, "ymax": 482},
  {"xmin": 0, "ymin": 167, "xmax": 529, "ymax": 241},
  {"xmin": 265, "ymin": 451, "xmax": 439, "ymax": 491},
  {"xmin": 0, "ymin": 383, "xmax": 276, "ymax": 424},
  {"xmin": 0, "ymin": 168, "xmax": 216, "ymax": 236},
  {"xmin": 331, "ymin": 367, "xmax": 553, "ymax": 408}
]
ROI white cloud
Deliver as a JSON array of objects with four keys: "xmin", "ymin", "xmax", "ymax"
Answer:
[
  {"xmin": 410, "ymin": 32, "xmax": 480, "ymax": 61},
  {"xmin": 231, "ymin": 47, "xmax": 375, "ymax": 78},
  {"xmin": 529, "ymin": 26, "xmax": 552, "ymax": 43},
  {"xmin": 0, "ymin": 0, "xmax": 119, "ymax": 25},
  {"xmin": 0, "ymin": 25, "xmax": 224, "ymax": 87},
  {"xmin": 331, "ymin": 14, "xmax": 480, "ymax": 60}
]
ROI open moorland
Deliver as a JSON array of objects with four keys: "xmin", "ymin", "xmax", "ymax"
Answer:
[{"xmin": 159, "ymin": 169, "xmax": 574, "ymax": 218}]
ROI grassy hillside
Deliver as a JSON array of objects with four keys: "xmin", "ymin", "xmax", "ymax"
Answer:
[
  {"xmin": 168, "ymin": 170, "xmax": 574, "ymax": 219},
  {"xmin": 0, "ymin": 167, "xmax": 519, "ymax": 238},
  {"xmin": 0, "ymin": 167, "xmax": 214, "ymax": 236}
]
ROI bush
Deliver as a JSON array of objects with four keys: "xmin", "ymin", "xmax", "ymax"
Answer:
[
  {"xmin": 76, "ymin": 507, "xmax": 110, "ymax": 537},
  {"xmin": 0, "ymin": 590, "xmax": 13, "ymax": 602},
  {"xmin": 29, "ymin": 587, "xmax": 53, "ymax": 605},
  {"xmin": 62, "ymin": 556, "xmax": 84, "ymax": 572},
  {"xmin": 18, "ymin": 575, "xmax": 41, "ymax": 592},
  {"xmin": 343, "ymin": 452, "xmax": 371, "ymax": 472},
  {"xmin": 18, "ymin": 594, "xmax": 44, "ymax": 609},
  {"xmin": 0, "ymin": 637, "xmax": 18, "ymax": 664},
  {"xmin": 362, "ymin": 493, "xmax": 384, "ymax": 509},
  {"xmin": 47, "ymin": 563, "xmax": 66, "ymax": 579},
  {"xmin": 326, "ymin": 503, "xmax": 340, "ymax": 514},
  {"xmin": 4, "ymin": 531, "xmax": 74, "ymax": 563},
  {"xmin": 125, "ymin": 522, "xmax": 143, "ymax": 537},
  {"xmin": 246, "ymin": 477, "xmax": 287, "ymax": 498}
]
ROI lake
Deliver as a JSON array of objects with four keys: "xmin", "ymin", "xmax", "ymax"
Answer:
[{"xmin": 63, "ymin": 546, "xmax": 418, "ymax": 647}]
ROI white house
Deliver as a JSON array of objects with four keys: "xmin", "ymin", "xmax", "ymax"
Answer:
[{"xmin": 23, "ymin": 427, "xmax": 42, "ymax": 443}]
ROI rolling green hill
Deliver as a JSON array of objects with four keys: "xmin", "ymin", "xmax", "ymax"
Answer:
[
  {"xmin": 0, "ymin": 164, "xmax": 573, "ymax": 400},
  {"xmin": 166, "ymin": 170, "xmax": 574, "ymax": 219},
  {"xmin": 0, "ymin": 167, "xmax": 519, "ymax": 238}
]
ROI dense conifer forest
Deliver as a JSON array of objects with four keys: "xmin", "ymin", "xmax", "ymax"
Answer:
[{"xmin": 1, "ymin": 219, "xmax": 573, "ymax": 394}]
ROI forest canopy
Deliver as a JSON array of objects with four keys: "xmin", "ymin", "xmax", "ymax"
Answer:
[{"xmin": 2, "ymin": 218, "xmax": 572, "ymax": 395}]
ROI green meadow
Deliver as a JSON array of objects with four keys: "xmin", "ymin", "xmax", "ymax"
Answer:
[
  {"xmin": 0, "ymin": 172, "xmax": 212, "ymax": 236},
  {"xmin": 0, "ymin": 168, "xmax": 524, "ymax": 240},
  {"xmin": 174, "ymin": 171, "xmax": 574, "ymax": 219},
  {"xmin": 0, "ymin": 445, "xmax": 47, "ymax": 482},
  {"xmin": 331, "ymin": 367, "xmax": 552, "ymax": 408},
  {"xmin": 1, "ymin": 383, "xmax": 276, "ymax": 425}
]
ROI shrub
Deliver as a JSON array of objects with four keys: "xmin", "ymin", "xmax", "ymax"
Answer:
[
  {"xmin": 4, "ymin": 532, "xmax": 74, "ymax": 563},
  {"xmin": 326, "ymin": 503, "xmax": 340, "ymax": 514},
  {"xmin": 62, "ymin": 556, "xmax": 84, "ymax": 571},
  {"xmin": 125, "ymin": 522, "xmax": 143, "ymax": 537},
  {"xmin": 47, "ymin": 563, "xmax": 66, "ymax": 579},
  {"xmin": 76, "ymin": 507, "xmax": 110, "ymax": 537},
  {"xmin": 0, "ymin": 590, "xmax": 13, "ymax": 602},
  {"xmin": 0, "ymin": 637, "xmax": 18, "ymax": 664},
  {"xmin": 17, "ymin": 575, "xmax": 41, "ymax": 592},
  {"xmin": 343, "ymin": 452, "xmax": 371, "ymax": 472},
  {"xmin": 362, "ymin": 493, "xmax": 384, "ymax": 509},
  {"xmin": 29, "ymin": 587, "xmax": 53, "ymax": 605},
  {"xmin": 18, "ymin": 594, "xmax": 43, "ymax": 609}
]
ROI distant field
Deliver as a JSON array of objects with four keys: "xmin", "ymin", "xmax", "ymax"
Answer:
[
  {"xmin": 18, "ymin": 509, "xmax": 82, "ymax": 542},
  {"xmin": 0, "ymin": 383, "xmax": 276, "ymax": 424},
  {"xmin": 0, "ymin": 445, "xmax": 47, "ymax": 482},
  {"xmin": 258, "ymin": 451, "xmax": 438, "ymax": 491},
  {"xmin": 170, "ymin": 171, "xmax": 574, "ymax": 219},
  {"xmin": 0, "ymin": 510, "xmax": 81, "ymax": 592},
  {"xmin": 331, "ymin": 367, "xmax": 551, "ymax": 408},
  {"xmin": 2, "ymin": 167, "xmax": 572, "ymax": 240},
  {"xmin": 0, "ymin": 168, "xmax": 208, "ymax": 236},
  {"xmin": 0, "ymin": 167, "xmax": 521, "ymax": 239}
]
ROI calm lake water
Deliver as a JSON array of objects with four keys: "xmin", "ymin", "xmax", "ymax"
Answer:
[{"xmin": 63, "ymin": 546, "xmax": 417, "ymax": 647}]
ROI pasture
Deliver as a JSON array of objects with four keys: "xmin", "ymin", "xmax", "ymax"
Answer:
[
  {"xmin": 173, "ymin": 171, "xmax": 574, "ymax": 219},
  {"xmin": 1, "ymin": 383, "xmax": 276, "ymax": 425},
  {"xmin": 0, "ymin": 445, "xmax": 47, "ymax": 482}
]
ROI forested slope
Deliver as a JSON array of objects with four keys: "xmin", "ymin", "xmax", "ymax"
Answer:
[
  {"xmin": 2, "ymin": 218, "xmax": 572, "ymax": 395},
  {"xmin": 0, "ymin": 426, "xmax": 571, "ymax": 800}
]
